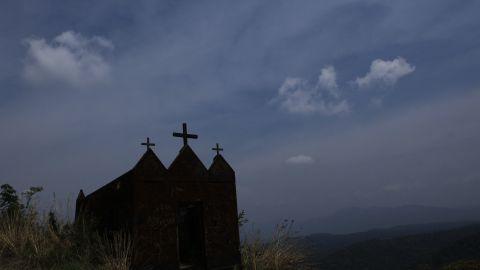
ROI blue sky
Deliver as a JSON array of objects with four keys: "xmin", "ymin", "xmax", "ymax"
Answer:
[{"xmin": 1, "ymin": 0, "xmax": 480, "ymax": 226}]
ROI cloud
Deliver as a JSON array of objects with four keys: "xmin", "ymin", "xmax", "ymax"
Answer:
[
  {"xmin": 286, "ymin": 155, "xmax": 315, "ymax": 164},
  {"xmin": 318, "ymin": 66, "xmax": 339, "ymax": 97},
  {"xmin": 23, "ymin": 31, "xmax": 113, "ymax": 87},
  {"xmin": 355, "ymin": 57, "xmax": 415, "ymax": 88},
  {"xmin": 272, "ymin": 66, "xmax": 350, "ymax": 115},
  {"xmin": 272, "ymin": 58, "xmax": 414, "ymax": 115}
]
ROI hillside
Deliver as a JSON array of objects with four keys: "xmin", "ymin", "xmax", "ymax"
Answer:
[
  {"xmin": 307, "ymin": 224, "xmax": 480, "ymax": 270},
  {"xmin": 301, "ymin": 221, "xmax": 477, "ymax": 259}
]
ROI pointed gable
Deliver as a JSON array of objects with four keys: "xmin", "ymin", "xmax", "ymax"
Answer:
[
  {"xmin": 209, "ymin": 154, "xmax": 235, "ymax": 181},
  {"xmin": 75, "ymin": 189, "xmax": 86, "ymax": 221},
  {"xmin": 77, "ymin": 189, "xmax": 85, "ymax": 202},
  {"xmin": 133, "ymin": 148, "xmax": 168, "ymax": 178},
  {"xmin": 168, "ymin": 145, "xmax": 208, "ymax": 181}
]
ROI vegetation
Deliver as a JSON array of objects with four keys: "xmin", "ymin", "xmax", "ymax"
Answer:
[
  {"xmin": 441, "ymin": 260, "xmax": 480, "ymax": 270},
  {"xmin": 240, "ymin": 218, "xmax": 308, "ymax": 270},
  {"xmin": 0, "ymin": 184, "xmax": 132, "ymax": 270}
]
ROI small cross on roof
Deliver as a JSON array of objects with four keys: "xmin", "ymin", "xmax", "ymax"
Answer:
[
  {"xmin": 141, "ymin": 137, "xmax": 155, "ymax": 149},
  {"xmin": 173, "ymin": 123, "xmax": 198, "ymax": 146},
  {"xmin": 212, "ymin": 143, "xmax": 223, "ymax": 155}
]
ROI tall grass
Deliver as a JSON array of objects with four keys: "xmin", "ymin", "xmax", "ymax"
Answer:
[
  {"xmin": 0, "ymin": 209, "xmax": 132, "ymax": 270},
  {"xmin": 241, "ymin": 220, "xmax": 307, "ymax": 270},
  {"xmin": 98, "ymin": 232, "xmax": 132, "ymax": 270}
]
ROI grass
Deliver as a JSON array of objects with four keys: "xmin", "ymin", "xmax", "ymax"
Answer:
[
  {"xmin": 442, "ymin": 260, "xmax": 480, "ymax": 270},
  {"xmin": 0, "ymin": 210, "xmax": 132, "ymax": 270},
  {"xmin": 241, "ymin": 220, "xmax": 307, "ymax": 270}
]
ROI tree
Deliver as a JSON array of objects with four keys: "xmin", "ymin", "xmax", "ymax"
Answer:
[
  {"xmin": 238, "ymin": 209, "xmax": 249, "ymax": 228},
  {"xmin": 0, "ymin": 184, "xmax": 21, "ymax": 215},
  {"xmin": 21, "ymin": 186, "xmax": 43, "ymax": 209},
  {"xmin": 0, "ymin": 184, "xmax": 44, "ymax": 217}
]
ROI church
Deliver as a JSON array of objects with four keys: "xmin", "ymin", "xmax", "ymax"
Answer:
[{"xmin": 75, "ymin": 123, "xmax": 242, "ymax": 270}]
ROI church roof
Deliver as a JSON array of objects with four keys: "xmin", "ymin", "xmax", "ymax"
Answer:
[
  {"xmin": 76, "ymin": 189, "xmax": 85, "ymax": 201},
  {"xmin": 208, "ymin": 154, "xmax": 235, "ymax": 181},
  {"xmin": 85, "ymin": 148, "xmax": 167, "ymax": 199},
  {"xmin": 84, "ymin": 168, "xmax": 135, "ymax": 200},
  {"xmin": 168, "ymin": 145, "xmax": 208, "ymax": 181},
  {"xmin": 133, "ymin": 148, "xmax": 168, "ymax": 176},
  {"xmin": 83, "ymin": 140, "xmax": 235, "ymax": 199}
]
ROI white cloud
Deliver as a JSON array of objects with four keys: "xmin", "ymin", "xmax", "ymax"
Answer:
[
  {"xmin": 277, "ymin": 77, "xmax": 316, "ymax": 113},
  {"xmin": 318, "ymin": 65, "xmax": 339, "ymax": 97},
  {"xmin": 355, "ymin": 57, "xmax": 415, "ymax": 88},
  {"xmin": 272, "ymin": 59, "xmax": 414, "ymax": 115},
  {"xmin": 286, "ymin": 155, "xmax": 315, "ymax": 165},
  {"xmin": 272, "ymin": 66, "xmax": 350, "ymax": 115},
  {"xmin": 23, "ymin": 31, "xmax": 113, "ymax": 87}
]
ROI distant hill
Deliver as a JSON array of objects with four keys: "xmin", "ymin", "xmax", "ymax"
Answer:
[
  {"xmin": 301, "ymin": 221, "xmax": 477, "ymax": 259},
  {"xmin": 300, "ymin": 205, "xmax": 480, "ymax": 234},
  {"xmin": 305, "ymin": 224, "xmax": 480, "ymax": 270}
]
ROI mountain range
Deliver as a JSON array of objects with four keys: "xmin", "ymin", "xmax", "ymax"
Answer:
[{"xmin": 300, "ymin": 205, "xmax": 480, "ymax": 234}]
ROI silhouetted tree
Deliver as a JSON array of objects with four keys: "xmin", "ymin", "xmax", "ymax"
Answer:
[
  {"xmin": 0, "ymin": 184, "xmax": 44, "ymax": 218},
  {"xmin": 0, "ymin": 184, "xmax": 21, "ymax": 216},
  {"xmin": 22, "ymin": 186, "xmax": 43, "ymax": 209},
  {"xmin": 238, "ymin": 209, "xmax": 249, "ymax": 227}
]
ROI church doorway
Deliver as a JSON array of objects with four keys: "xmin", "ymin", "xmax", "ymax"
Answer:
[{"xmin": 177, "ymin": 202, "xmax": 206, "ymax": 270}]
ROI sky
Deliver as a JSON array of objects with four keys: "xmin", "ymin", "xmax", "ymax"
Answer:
[{"xmin": 1, "ymin": 0, "xmax": 480, "ymax": 227}]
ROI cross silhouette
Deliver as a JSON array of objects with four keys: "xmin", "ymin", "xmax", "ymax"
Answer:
[
  {"xmin": 212, "ymin": 143, "xmax": 223, "ymax": 155},
  {"xmin": 173, "ymin": 123, "xmax": 198, "ymax": 146},
  {"xmin": 141, "ymin": 137, "xmax": 155, "ymax": 149}
]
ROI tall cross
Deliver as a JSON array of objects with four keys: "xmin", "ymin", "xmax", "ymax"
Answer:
[
  {"xmin": 212, "ymin": 143, "xmax": 223, "ymax": 155},
  {"xmin": 141, "ymin": 137, "xmax": 155, "ymax": 149},
  {"xmin": 173, "ymin": 123, "xmax": 198, "ymax": 146}
]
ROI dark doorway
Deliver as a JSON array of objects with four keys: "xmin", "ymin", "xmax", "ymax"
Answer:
[{"xmin": 177, "ymin": 203, "xmax": 206, "ymax": 270}]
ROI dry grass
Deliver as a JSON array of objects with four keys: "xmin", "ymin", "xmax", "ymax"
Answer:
[
  {"xmin": 442, "ymin": 260, "xmax": 480, "ymax": 270},
  {"xmin": 0, "ymin": 212, "xmax": 61, "ymax": 269},
  {"xmin": 0, "ymin": 210, "xmax": 132, "ymax": 270},
  {"xmin": 241, "ymin": 220, "xmax": 307, "ymax": 270},
  {"xmin": 98, "ymin": 232, "xmax": 133, "ymax": 270}
]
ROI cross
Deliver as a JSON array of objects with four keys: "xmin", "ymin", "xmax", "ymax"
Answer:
[
  {"xmin": 212, "ymin": 143, "xmax": 223, "ymax": 155},
  {"xmin": 173, "ymin": 122, "xmax": 198, "ymax": 146},
  {"xmin": 141, "ymin": 137, "xmax": 155, "ymax": 149}
]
